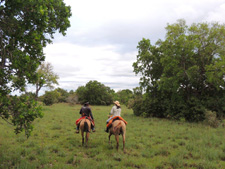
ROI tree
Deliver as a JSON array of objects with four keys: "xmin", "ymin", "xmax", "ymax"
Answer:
[
  {"xmin": 35, "ymin": 62, "xmax": 59, "ymax": 98},
  {"xmin": 76, "ymin": 80, "xmax": 114, "ymax": 105},
  {"xmin": 66, "ymin": 92, "xmax": 78, "ymax": 105},
  {"xmin": 133, "ymin": 19, "xmax": 225, "ymax": 121},
  {"xmin": 76, "ymin": 86, "xmax": 87, "ymax": 104},
  {"xmin": 43, "ymin": 90, "xmax": 60, "ymax": 106},
  {"xmin": 56, "ymin": 87, "xmax": 69, "ymax": 102},
  {"xmin": 115, "ymin": 89, "xmax": 133, "ymax": 106},
  {"xmin": 0, "ymin": 0, "xmax": 71, "ymax": 137}
]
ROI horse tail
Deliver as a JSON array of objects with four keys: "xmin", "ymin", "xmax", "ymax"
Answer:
[
  {"xmin": 119, "ymin": 122, "xmax": 126, "ymax": 135},
  {"xmin": 120, "ymin": 126, "xmax": 123, "ymax": 134},
  {"xmin": 84, "ymin": 121, "xmax": 89, "ymax": 132}
]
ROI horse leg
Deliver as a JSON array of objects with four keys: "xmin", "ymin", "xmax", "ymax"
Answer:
[
  {"xmin": 86, "ymin": 132, "xmax": 89, "ymax": 147},
  {"xmin": 122, "ymin": 133, "xmax": 126, "ymax": 153},
  {"xmin": 108, "ymin": 133, "xmax": 112, "ymax": 144},
  {"xmin": 81, "ymin": 132, "xmax": 84, "ymax": 146},
  {"xmin": 115, "ymin": 135, "xmax": 119, "ymax": 151}
]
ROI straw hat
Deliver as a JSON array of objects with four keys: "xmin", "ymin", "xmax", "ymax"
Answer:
[
  {"xmin": 114, "ymin": 101, "xmax": 120, "ymax": 106},
  {"xmin": 84, "ymin": 102, "xmax": 89, "ymax": 106}
]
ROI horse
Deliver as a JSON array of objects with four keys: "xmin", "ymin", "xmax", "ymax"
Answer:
[
  {"xmin": 108, "ymin": 120, "xmax": 126, "ymax": 152},
  {"xmin": 79, "ymin": 117, "xmax": 91, "ymax": 146}
]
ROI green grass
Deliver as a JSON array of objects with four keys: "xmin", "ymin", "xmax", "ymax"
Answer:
[{"xmin": 0, "ymin": 103, "xmax": 225, "ymax": 168}]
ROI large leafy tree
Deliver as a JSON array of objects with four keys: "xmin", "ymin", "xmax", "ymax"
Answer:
[
  {"xmin": 133, "ymin": 19, "xmax": 225, "ymax": 121},
  {"xmin": 35, "ymin": 62, "xmax": 59, "ymax": 98},
  {"xmin": 76, "ymin": 80, "xmax": 114, "ymax": 105},
  {"xmin": 0, "ymin": 0, "xmax": 71, "ymax": 137}
]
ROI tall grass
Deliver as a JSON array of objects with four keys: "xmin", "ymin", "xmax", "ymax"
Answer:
[{"xmin": 0, "ymin": 103, "xmax": 225, "ymax": 168}]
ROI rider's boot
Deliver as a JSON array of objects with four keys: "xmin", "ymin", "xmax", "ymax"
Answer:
[
  {"xmin": 76, "ymin": 126, "xmax": 79, "ymax": 133},
  {"xmin": 105, "ymin": 127, "xmax": 109, "ymax": 133}
]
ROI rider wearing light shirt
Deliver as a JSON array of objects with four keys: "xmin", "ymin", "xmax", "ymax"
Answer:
[{"xmin": 105, "ymin": 101, "xmax": 121, "ymax": 132}]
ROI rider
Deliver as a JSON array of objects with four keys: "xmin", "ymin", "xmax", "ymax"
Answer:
[
  {"xmin": 76, "ymin": 102, "xmax": 95, "ymax": 133},
  {"xmin": 105, "ymin": 101, "xmax": 121, "ymax": 132}
]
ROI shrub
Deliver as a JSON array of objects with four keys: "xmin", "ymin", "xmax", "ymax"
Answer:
[
  {"xmin": 131, "ymin": 96, "xmax": 144, "ymax": 116},
  {"xmin": 43, "ymin": 90, "xmax": 60, "ymax": 106},
  {"xmin": 127, "ymin": 99, "xmax": 134, "ymax": 109},
  {"xmin": 66, "ymin": 94, "xmax": 78, "ymax": 105},
  {"xmin": 20, "ymin": 92, "xmax": 36, "ymax": 100},
  {"xmin": 204, "ymin": 110, "xmax": 220, "ymax": 128},
  {"xmin": 56, "ymin": 88, "xmax": 69, "ymax": 102}
]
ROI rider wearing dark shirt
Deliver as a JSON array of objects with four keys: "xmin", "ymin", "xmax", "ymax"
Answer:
[
  {"xmin": 76, "ymin": 102, "xmax": 95, "ymax": 133},
  {"xmin": 80, "ymin": 104, "xmax": 94, "ymax": 120}
]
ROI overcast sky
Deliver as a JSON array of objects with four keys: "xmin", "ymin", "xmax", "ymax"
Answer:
[{"xmin": 38, "ymin": 0, "xmax": 225, "ymax": 95}]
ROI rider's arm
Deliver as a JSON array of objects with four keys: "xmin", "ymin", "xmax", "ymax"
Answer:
[
  {"xmin": 79, "ymin": 108, "xmax": 82, "ymax": 115},
  {"xmin": 89, "ymin": 108, "xmax": 94, "ymax": 120}
]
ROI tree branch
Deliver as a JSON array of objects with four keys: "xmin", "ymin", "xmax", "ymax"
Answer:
[{"xmin": 1, "ymin": 117, "xmax": 13, "ymax": 125}]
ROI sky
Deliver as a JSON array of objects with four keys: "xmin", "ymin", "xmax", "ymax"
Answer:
[{"xmin": 38, "ymin": 0, "xmax": 225, "ymax": 95}]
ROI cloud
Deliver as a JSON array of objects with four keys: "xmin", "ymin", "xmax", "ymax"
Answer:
[
  {"xmin": 39, "ymin": 0, "xmax": 225, "ymax": 94},
  {"xmin": 44, "ymin": 42, "xmax": 139, "ymax": 92}
]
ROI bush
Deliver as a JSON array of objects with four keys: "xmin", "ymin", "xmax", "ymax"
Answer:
[
  {"xmin": 20, "ymin": 92, "xmax": 36, "ymax": 100},
  {"xmin": 43, "ymin": 90, "xmax": 60, "ymax": 106},
  {"xmin": 131, "ymin": 96, "xmax": 144, "ymax": 116},
  {"xmin": 56, "ymin": 88, "xmax": 69, "ymax": 103},
  {"xmin": 204, "ymin": 110, "xmax": 220, "ymax": 128},
  {"xmin": 66, "ymin": 94, "xmax": 78, "ymax": 105},
  {"xmin": 127, "ymin": 99, "xmax": 134, "ymax": 109}
]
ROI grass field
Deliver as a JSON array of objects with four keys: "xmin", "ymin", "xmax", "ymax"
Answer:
[{"xmin": 0, "ymin": 103, "xmax": 225, "ymax": 169}]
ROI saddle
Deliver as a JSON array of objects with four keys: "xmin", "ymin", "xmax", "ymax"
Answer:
[
  {"xmin": 76, "ymin": 116, "xmax": 95, "ymax": 127},
  {"xmin": 106, "ymin": 116, "xmax": 127, "ymax": 128}
]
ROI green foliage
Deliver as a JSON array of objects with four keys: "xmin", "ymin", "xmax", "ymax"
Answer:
[
  {"xmin": 56, "ymin": 88, "xmax": 69, "ymax": 102},
  {"xmin": 115, "ymin": 89, "xmax": 133, "ymax": 106},
  {"xmin": 40, "ymin": 88, "xmax": 71, "ymax": 105},
  {"xmin": 0, "ymin": 0, "xmax": 71, "ymax": 136},
  {"xmin": 43, "ymin": 90, "xmax": 60, "ymax": 106},
  {"xmin": 130, "ymin": 95, "xmax": 143, "ymax": 116},
  {"xmin": 0, "ymin": 95, "xmax": 43, "ymax": 138},
  {"xmin": 133, "ymin": 19, "xmax": 225, "ymax": 121},
  {"xmin": 21, "ymin": 92, "xmax": 36, "ymax": 100},
  {"xmin": 35, "ymin": 62, "xmax": 59, "ymax": 97},
  {"xmin": 204, "ymin": 110, "xmax": 220, "ymax": 128},
  {"xmin": 76, "ymin": 80, "xmax": 114, "ymax": 105}
]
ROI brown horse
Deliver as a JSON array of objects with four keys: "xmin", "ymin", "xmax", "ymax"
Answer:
[
  {"xmin": 79, "ymin": 117, "xmax": 91, "ymax": 146},
  {"xmin": 108, "ymin": 120, "xmax": 126, "ymax": 152}
]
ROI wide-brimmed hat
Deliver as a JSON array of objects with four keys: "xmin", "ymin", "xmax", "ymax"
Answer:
[
  {"xmin": 84, "ymin": 102, "xmax": 89, "ymax": 106},
  {"xmin": 114, "ymin": 101, "xmax": 120, "ymax": 106}
]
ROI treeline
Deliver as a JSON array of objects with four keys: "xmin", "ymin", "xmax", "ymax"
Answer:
[
  {"xmin": 34, "ymin": 80, "xmax": 135, "ymax": 106},
  {"xmin": 132, "ymin": 19, "xmax": 225, "ymax": 124}
]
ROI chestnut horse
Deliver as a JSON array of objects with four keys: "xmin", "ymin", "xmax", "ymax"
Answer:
[
  {"xmin": 108, "ymin": 120, "xmax": 126, "ymax": 152},
  {"xmin": 79, "ymin": 117, "xmax": 91, "ymax": 146}
]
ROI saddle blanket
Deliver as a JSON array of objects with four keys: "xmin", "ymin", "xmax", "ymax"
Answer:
[
  {"xmin": 76, "ymin": 116, "xmax": 95, "ymax": 126},
  {"xmin": 106, "ymin": 116, "xmax": 127, "ymax": 128}
]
